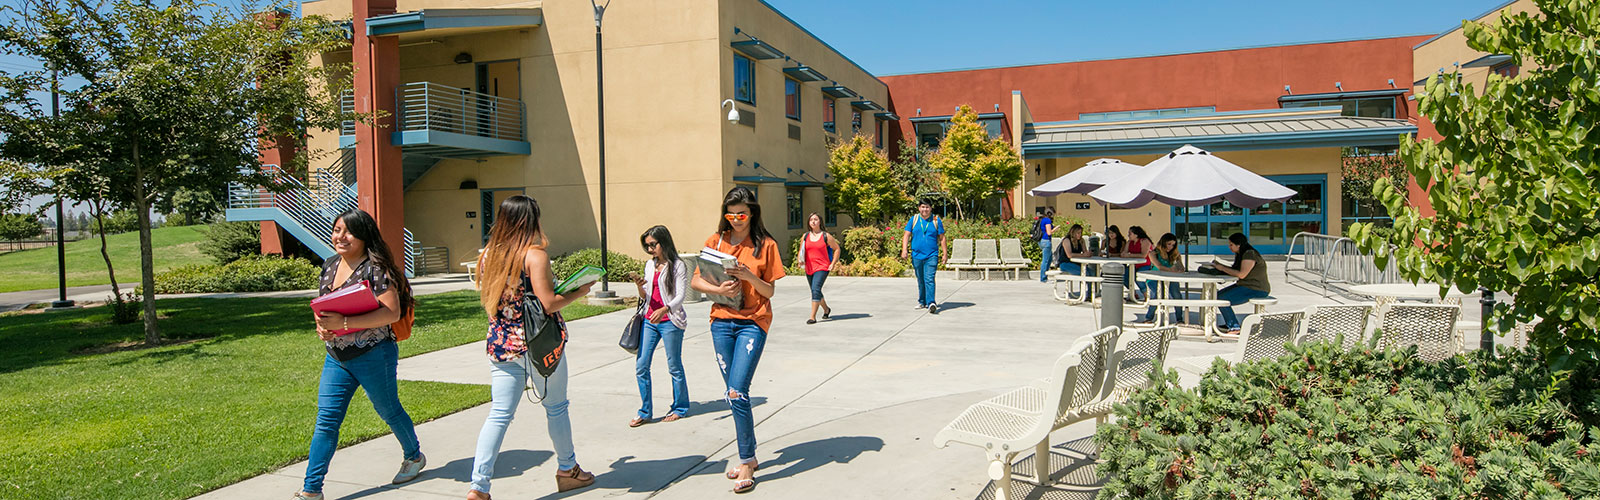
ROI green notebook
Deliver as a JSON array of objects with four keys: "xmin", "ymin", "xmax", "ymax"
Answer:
[{"xmin": 555, "ymin": 265, "xmax": 606, "ymax": 294}]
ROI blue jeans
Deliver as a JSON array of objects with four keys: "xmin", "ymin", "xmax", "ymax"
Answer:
[
  {"xmin": 1058, "ymin": 261, "xmax": 1081, "ymax": 275},
  {"xmin": 303, "ymin": 341, "xmax": 420, "ymax": 494},
  {"xmin": 1142, "ymin": 281, "xmax": 1183, "ymax": 322},
  {"xmin": 912, "ymin": 257, "xmax": 938, "ymax": 306},
  {"xmin": 1218, "ymin": 284, "xmax": 1273, "ymax": 330},
  {"xmin": 1038, "ymin": 239, "xmax": 1052, "ymax": 281},
  {"xmin": 470, "ymin": 355, "xmax": 576, "ymax": 494},
  {"xmin": 807, "ymin": 271, "xmax": 829, "ymax": 301},
  {"xmin": 711, "ymin": 319, "xmax": 767, "ymax": 461},
  {"xmin": 1132, "ymin": 264, "xmax": 1153, "ymax": 297},
  {"xmin": 637, "ymin": 320, "xmax": 689, "ymax": 419}
]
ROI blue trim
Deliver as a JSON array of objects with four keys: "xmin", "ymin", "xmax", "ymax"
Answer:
[
  {"xmin": 909, "ymin": 112, "xmax": 1005, "ymax": 123},
  {"xmin": 850, "ymin": 100, "xmax": 884, "ymax": 111},
  {"xmin": 1279, "ymin": 89, "xmax": 1408, "ymax": 102},
  {"xmin": 391, "ymin": 130, "xmax": 531, "ymax": 156},
  {"xmin": 1031, "ymin": 106, "xmax": 1342, "ymax": 127},
  {"xmin": 783, "ymin": 65, "xmax": 828, "ymax": 82},
  {"xmin": 752, "ymin": 0, "xmax": 884, "ymax": 84},
  {"xmin": 784, "ymin": 180, "xmax": 823, "ymax": 187},
  {"xmin": 731, "ymin": 39, "xmax": 785, "ymax": 60},
  {"xmin": 1023, "ymin": 126, "xmax": 1416, "ymax": 158},
  {"xmin": 338, "ymin": 135, "xmax": 356, "ymax": 149},
  {"xmin": 225, "ymin": 207, "xmax": 335, "ymax": 259},
  {"xmin": 821, "ymin": 86, "xmax": 857, "ymax": 98},
  {"xmin": 733, "ymin": 175, "xmax": 786, "ymax": 184},
  {"xmin": 366, "ymin": 9, "xmax": 542, "ymax": 36},
  {"xmin": 1171, "ymin": 174, "xmax": 1328, "ymax": 255},
  {"xmin": 875, "ymin": 112, "xmax": 899, "ymax": 121}
]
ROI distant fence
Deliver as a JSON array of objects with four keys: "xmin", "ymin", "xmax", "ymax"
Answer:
[
  {"xmin": 1284, "ymin": 232, "xmax": 1403, "ymax": 295},
  {"xmin": 0, "ymin": 238, "xmax": 90, "ymax": 253}
]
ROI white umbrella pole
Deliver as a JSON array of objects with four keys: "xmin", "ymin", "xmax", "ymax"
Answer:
[{"xmin": 1183, "ymin": 203, "xmax": 1190, "ymax": 269}]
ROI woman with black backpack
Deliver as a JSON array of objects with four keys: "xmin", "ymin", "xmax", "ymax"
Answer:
[{"xmin": 466, "ymin": 195, "xmax": 596, "ymax": 499}]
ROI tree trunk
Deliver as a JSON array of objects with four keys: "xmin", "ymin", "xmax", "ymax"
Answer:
[
  {"xmin": 134, "ymin": 143, "xmax": 161, "ymax": 344},
  {"xmin": 92, "ymin": 200, "xmax": 119, "ymax": 297}
]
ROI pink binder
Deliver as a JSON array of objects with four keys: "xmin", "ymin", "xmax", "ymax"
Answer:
[{"xmin": 310, "ymin": 280, "xmax": 381, "ymax": 336}]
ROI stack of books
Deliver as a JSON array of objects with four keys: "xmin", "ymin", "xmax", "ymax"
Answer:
[{"xmin": 698, "ymin": 247, "xmax": 742, "ymax": 308}]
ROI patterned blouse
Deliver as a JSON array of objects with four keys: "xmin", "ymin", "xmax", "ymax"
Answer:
[
  {"xmin": 319, "ymin": 255, "xmax": 396, "ymax": 361},
  {"xmin": 486, "ymin": 272, "xmax": 565, "ymax": 363}
]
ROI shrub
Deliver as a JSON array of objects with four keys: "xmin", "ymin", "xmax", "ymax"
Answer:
[
  {"xmin": 836, "ymin": 256, "xmax": 904, "ymax": 277},
  {"xmin": 843, "ymin": 226, "xmax": 886, "ymax": 262},
  {"xmin": 148, "ymin": 255, "xmax": 319, "ymax": 294},
  {"xmin": 1096, "ymin": 340, "xmax": 1600, "ymax": 498},
  {"xmin": 91, "ymin": 209, "xmax": 140, "ymax": 235},
  {"xmin": 552, "ymin": 248, "xmax": 643, "ymax": 283},
  {"xmin": 875, "ymin": 215, "xmax": 1081, "ymax": 269},
  {"xmin": 199, "ymin": 221, "xmax": 263, "ymax": 264},
  {"xmin": 108, "ymin": 292, "xmax": 141, "ymax": 324}
]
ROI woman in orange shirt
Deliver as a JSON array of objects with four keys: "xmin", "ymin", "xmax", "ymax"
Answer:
[{"xmin": 690, "ymin": 186, "xmax": 785, "ymax": 494}]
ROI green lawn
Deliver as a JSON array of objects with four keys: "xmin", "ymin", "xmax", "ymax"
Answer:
[
  {"xmin": 0, "ymin": 290, "xmax": 624, "ymax": 500},
  {"xmin": 0, "ymin": 225, "xmax": 210, "ymax": 293}
]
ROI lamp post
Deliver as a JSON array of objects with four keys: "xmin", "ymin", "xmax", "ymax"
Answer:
[
  {"xmin": 591, "ymin": 0, "xmax": 616, "ymax": 300},
  {"xmin": 50, "ymin": 68, "xmax": 73, "ymax": 309}
]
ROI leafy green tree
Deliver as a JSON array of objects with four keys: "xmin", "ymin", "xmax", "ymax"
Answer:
[
  {"xmin": 826, "ymin": 135, "xmax": 909, "ymax": 224},
  {"xmin": 1350, "ymin": 0, "xmax": 1600, "ymax": 361},
  {"xmin": 890, "ymin": 139, "xmax": 947, "ymax": 208},
  {"xmin": 930, "ymin": 105, "xmax": 1022, "ymax": 218},
  {"xmin": 0, "ymin": 0, "xmax": 351, "ymax": 343},
  {"xmin": 0, "ymin": 212, "xmax": 44, "ymax": 242}
]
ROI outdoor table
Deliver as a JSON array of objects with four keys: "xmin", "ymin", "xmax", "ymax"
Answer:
[
  {"xmin": 1349, "ymin": 282, "xmax": 1471, "ymax": 317},
  {"xmin": 1141, "ymin": 270, "xmax": 1234, "ymax": 301},
  {"xmin": 1075, "ymin": 256, "xmax": 1147, "ymax": 301}
]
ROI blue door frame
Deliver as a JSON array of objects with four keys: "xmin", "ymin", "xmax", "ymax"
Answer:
[{"xmin": 1172, "ymin": 174, "xmax": 1327, "ymax": 255}]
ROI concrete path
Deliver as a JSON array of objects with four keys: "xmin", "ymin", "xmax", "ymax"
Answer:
[{"xmin": 194, "ymin": 269, "xmax": 1486, "ymax": 500}]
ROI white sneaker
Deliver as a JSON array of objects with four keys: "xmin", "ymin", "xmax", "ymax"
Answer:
[
  {"xmin": 927, "ymin": 303, "xmax": 939, "ymax": 314},
  {"xmin": 913, "ymin": 303, "xmax": 927, "ymax": 310},
  {"xmin": 392, "ymin": 452, "xmax": 426, "ymax": 484},
  {"xmin": 291, "ymin": 492, "xmax": 323, "ymax": 500}
]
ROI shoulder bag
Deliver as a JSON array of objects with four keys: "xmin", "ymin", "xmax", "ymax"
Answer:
[{"xmin": 517, "ymin": 273, "xmax": 568, "ymax": 401}]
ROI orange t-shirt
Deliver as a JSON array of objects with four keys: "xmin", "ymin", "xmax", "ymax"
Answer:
[{"xmin": 700, "ymin": 233, "xmax": 787, "ymax": 332}]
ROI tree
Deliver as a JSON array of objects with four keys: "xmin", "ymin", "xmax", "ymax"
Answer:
[
  {"xmin": 1340, "ymin": 148, "xmax": 1408, "ymax": 229},
  {"xmin": 929, "ymin": 105, "xmax": 1022, "ymax": 218},
  {"xmin": 1349, "ymin": 0, "xmax": 1600, "ymax": 361},
  {"xmin": 825, "ymin": 135, "xmax": 908, "ymax": 224},
  {"xmin": 0, "ymin": 212, "xmax": 44, "ymax": 242},
  {"xmin": 0, "ymin": 0, "xmax": 351, "ymax": 343},
  {"xmin": 890, "ymin": 139, "xmax": 947, "ymax": 208}
]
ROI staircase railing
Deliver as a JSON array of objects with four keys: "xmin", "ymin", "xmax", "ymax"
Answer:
[
  {"xmin": 1284, "ymin": 232, "xmax": 1402, "ymax": 295},
  {"xmin": 228, "ymin": 163, "xmax": 420, "ymax": 277}
]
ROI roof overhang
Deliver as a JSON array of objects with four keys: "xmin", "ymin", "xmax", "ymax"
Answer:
[
  {"xmin": 783, "ymin": 65, "xmax": 828, "ymax": 82},
  {"xmin": 1461, "ymin": 53, "xmax": 1513, "ymax": 69},
  {"xmin": 1278, "ymin": 88, "xmax": 1409, "ymax": 103},
  {"xmin": 850, "ymin": 100, "xmax": 884, "ymax": 111},
  {"xmin": 909, "ymin": 112, "xmax": 1006, "ymax": 123},
  {"xmin": 731, "ymin": 39, "xmax": 785, "ymax": 60},
  {"xmin": 1022, "ymin": 108, "xmax": 1418, "ymax": 158},
  {"xmin": 366, "ymin": 8, "xmax": 542, "ymax": 37},
  {"xmin": 821, "ymin": 86, "xmax": 857, "ymax": 98},
  {"xmin": 733, "ymin": 176, "xmax": 787, "ymax": 184},
  {"xmin": 875, "ymin": 112, "xmax": 900, "ymax": 121}
]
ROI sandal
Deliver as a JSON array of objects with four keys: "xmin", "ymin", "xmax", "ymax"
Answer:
[
  {"xmin": 466, "ymin": 489, "xmax": 490, "ymax": 500},
  {"xmin": 555, "ymin": 465, "xmax": 595, "ymax": 492},
  {"xmin": 629, "ymin": 417, "xmax": 648, "ymax": 428},
  {"xmin": 725, "ymin": 460, "xmax": 759, "ymax": 479},
  {"xmin": 661, "ymin": 413, "xmax": 682, "ymax": 423},
  {"xmin": 822, "ymin": 306, "xmax": 831, "ymax": 319},
  {"xmin": 733, "ymin": 477, "xmax": 756, "ymax": 494}
]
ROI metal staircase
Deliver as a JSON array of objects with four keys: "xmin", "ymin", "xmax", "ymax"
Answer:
[{"xmin": 226, "ymin": 159, "xmax": 419, "ymax": 276}]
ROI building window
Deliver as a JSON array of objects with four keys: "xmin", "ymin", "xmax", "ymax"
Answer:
[
  {"xmin": 823, "ymin": 98, "xmax": 835, "ymax": 134},
  {"xmin": 874, "ymin": 119, "xmax": 884, "ymax": 148},
  {"xmin": 786, "ymin": 189, "xmax": 803, "ymax": 229},
  {"xmin": 1281, "ymin": 97, "xmax": 1394, "ymax": 118},
  {"xmin": 824, "ymin": 191, "xmax": 838, "ymax": 226},
  {"xmin": 734, "ymin": 54, "xmax": 755, "ymax": 105},
  {"xmin": 785, "ymin": 78, "xmax": 800, "ymax": 120},
  {"xmin": 1492, "ymin": 62, "xmax": 1520, "ymax": 78},
  {"xmin": 851, "ymin": 110, "xmax": 862, "ymax": 134},
  {"xmin": 1079, "ymin": 106, "xmax": 1215, "ymax": 121},
  {"xmin": 914, "ymin": 114, "xmax": 1007, "ymax": 148}
]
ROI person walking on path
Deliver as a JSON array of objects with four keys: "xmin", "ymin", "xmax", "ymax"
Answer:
[
  {"xmin": 1212, "ymin": 232, "xmax": 1272, "ymax": 335},
  {"xmin": 467, "ymin": 195, "xmax": 596, "ymax": 499},
  {"xmin": 800, "ymin": 212, "xmax": 840, "ymax": 324},
  {"xmin": 295, "ymin": 209, "xmax": 425, "ymax": 500},
  {"xmin": 629, "ymin": 225, "xmax": 690, "ymax": 427},
  {"xmin": 1036, "ymin": 208, "xmax": 1056, "ymax": 282},
  {"xmin": 690, "ymin": 186, "xmax": 786, "ymax": 494},
  {"xmin": 900, "ymin": 199, "xmax": 946, "ymax": 314}
]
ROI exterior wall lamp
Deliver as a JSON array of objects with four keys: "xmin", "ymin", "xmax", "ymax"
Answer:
[{"xmin": 722, "ymin": 99, "xmax": 739, "ymax": 122}]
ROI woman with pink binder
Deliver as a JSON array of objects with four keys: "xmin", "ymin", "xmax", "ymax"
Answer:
[{"xmin": 292, "ymin": 209, "xmax": 425, "ymax": 500}]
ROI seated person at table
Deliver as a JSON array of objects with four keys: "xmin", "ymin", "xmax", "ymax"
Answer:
[
  {"xmin": 1136, "ymin": 233, "xmax": 1186, "ymax": 324},
  {"xmin": 1123, "ymin": 226, "xmax": 1154, "ymax": 298},
  {"xmin": 1211, "ymin": 233, "xmax": 1270, "ymax": 335},
  {"xmin": 1055, "ymin": 224, "xmax": 1090, "ymax": 275}
]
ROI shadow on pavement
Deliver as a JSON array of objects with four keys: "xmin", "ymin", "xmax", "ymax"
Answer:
[
  {"xmin": 590, "ymin": 454, "xmax": 714, "ymax": 493},
  {"xmin": 683, "ymin": 396, "xmax": 768, "ymax": 420},
  {"xmin": 822, "ymin": 313, "xmax": 871, "ymax": 321},
  {"xmin": 935, "ymin": 301, "xmax": 975, "ymax": 311},
  {"xmin": 755, "ymin": 435, "xmax": 884, "ymax": 484},
  {"xmin": 434, "ymin": 449, "xmax": 554, "ymax": 483},
  {"xmin": 969, "ymin": 436, "xmax": 1104, "ymax": 500}
]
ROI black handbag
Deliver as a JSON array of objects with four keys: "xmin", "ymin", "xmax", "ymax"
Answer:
[
  {"xmin": 517, "ymin": 274, "xmax": 567, "ymax": 400},
  {"xmin": 620, "ymin": 302, "xmax": 645, "ymax": 354}
]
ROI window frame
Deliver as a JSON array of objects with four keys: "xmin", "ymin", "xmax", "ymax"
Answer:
[
  {"xmin": 786, "ymin": 188, "xmax": 803, "ymax": 230},
  {"xmin": 823, "ymin": 97, "xmax": 836, "ymax": 134},
  {"xmin": 734, "ymin": 54, "xmax": 756, "ymax": 105},
  {"xmin": 784, "ymin": 77, "xmax": 801, "ymax": 121}
]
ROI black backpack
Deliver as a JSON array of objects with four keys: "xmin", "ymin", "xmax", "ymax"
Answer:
[
  {"xmin": 1030, "ymin": 218, "xmax": 1045, "ymax": 241},
  {"xmin": 517, "ymin": 274, "xmax": 567, "ymax": 400}
]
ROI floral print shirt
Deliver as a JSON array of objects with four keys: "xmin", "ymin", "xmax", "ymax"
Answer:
[
  {"xmin": 319, "ymin": 255, "xmax": 396, "ymax": 361},
  {"xmin": 487, "ymin": 272, "xmax": 565, "ymax": 363}
]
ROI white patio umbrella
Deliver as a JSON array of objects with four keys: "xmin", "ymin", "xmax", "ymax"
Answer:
[
  {"xmin": 1026, "ymin": 158, "xmax": 1142, "ymax": 230},
  {"xmin": 1086, "ymin": 144, "xmax": 1296, "ymax": 266}
]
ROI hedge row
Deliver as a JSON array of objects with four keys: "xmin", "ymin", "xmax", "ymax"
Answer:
[{"xmin": 149, "ymin": 255, "xmax": 320, "ymax": 294}]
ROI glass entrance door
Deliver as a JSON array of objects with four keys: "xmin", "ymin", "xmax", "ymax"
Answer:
[{"xmin": 1171, "ymin": 174, "xmax": 1326, "ymax": 255}]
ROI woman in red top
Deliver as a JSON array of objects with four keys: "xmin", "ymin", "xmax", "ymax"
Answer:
[
  {"xmin": 800, "ymin": 212, "xmax": 841, "ymax": 324},
  {"xmin": 1126, "ymin": 226, "xmax": 1155, "ymax": 300}
]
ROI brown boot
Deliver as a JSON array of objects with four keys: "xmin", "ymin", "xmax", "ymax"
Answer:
[{"xmin": 556, "ymin": 465, "xmax": 595, "ymax": 492}]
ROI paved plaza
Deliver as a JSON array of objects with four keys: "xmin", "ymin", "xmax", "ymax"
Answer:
[{"xmin": 196, "ymin": 267, "xmax": 1485, "ymax": 499}]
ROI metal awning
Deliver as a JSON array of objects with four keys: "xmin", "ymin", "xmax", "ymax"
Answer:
[
  {"xmin": 821, "ymin": 86, "xmax": 856, "ymax": 98},
  {"xmin": 875, "ymin": 112, "xmax": 899, "ymax": 121},
  {"xmin": 851, "ymin": 100, "xmax": 884, "ymax": 111},
  {"xmin": 1461, "ymin": 53, "xmax": 1513, "ymax": 68},
  {"xmin": 732, "ymin": 40, "xmax": 785, "ymax": 60},
  {"xmin": 1022, "ymin": 108, "xmax": 1417, "ymax": 158},
  {"xmin": 1279, "ymin": 88, "xmax": 1408, "ymax": 103},
  {"xmin": 366, "ymin": 9, "xmax": 542, "ymax": 37},
  {"xmin": 783, "ymin": 65, "xmax": 827, "ymax": 82}
]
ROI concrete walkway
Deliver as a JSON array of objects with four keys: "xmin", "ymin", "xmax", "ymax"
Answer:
[{"xmin": 194, "ymin": 269, "xmax": 1485, "ymax": 500}]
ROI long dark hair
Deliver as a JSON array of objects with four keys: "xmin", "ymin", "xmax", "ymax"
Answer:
[
  {"xmin": 716, "ymin": 186, "xmax": 772, "ymax": 258},
  {"xmin": 1128, "ymin": 225, "xmax": 1150, "ymax": 244},
  {"xmin": 1106, "ymin": 225, "xmax": 1125, "ymax": 254},
  {"xmin": 335, "ymin": 209, "xmax": 413, "ymax": 317},
  {"xmin": 641, "ymin": 225, "xmax": 680, "ymax": 296},
  {"xmin": 1067, "ymin": 223, "xmax": 1084, "ymax": 251},
  {"xmin": 1228, "ymin": 232, "xmax": 1256, "ymax": 266},
  {"xmin": 476, "ymin": 195, "xmax": 547, "ymax": 315},
  {"xmin": 1156, "ymin": 233, "xmax": 1180, "ymax": 262}
]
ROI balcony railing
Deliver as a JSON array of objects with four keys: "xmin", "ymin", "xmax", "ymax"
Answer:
[{"xmin": 398, "ymin": 82, "xmax": 525, "ymax": 142}]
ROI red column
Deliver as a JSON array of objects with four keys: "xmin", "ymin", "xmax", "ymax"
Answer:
[
  {"xmin": 255, "ymin": 10, "xmax": 294, "ymax": 256},
  {"xmin": 353, "ymin": 0, "xmax": 406, "ymax": 262}
]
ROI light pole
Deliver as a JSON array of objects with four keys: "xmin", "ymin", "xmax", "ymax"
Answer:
[
  {"xmin": 591, "ymin": 0, "xmax": 616, "ymax": 300},
  {"xmin": 50, "ymin": 68, "xmax": 73, "ymax": 309}
]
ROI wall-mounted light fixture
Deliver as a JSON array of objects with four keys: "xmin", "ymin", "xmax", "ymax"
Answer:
[
  {"xmin": 722, "ymin": 99, "xmax": 739, "ymax": 122},
  {"xmin": 1334, "ymin": 81, "xmax": 1342, "ymax": 91},
  {"xmin": 994, "ymin": 104, "xmax": 1000, "ymax": 112},
  {"xmin": 1034, "ymin": 165, "xmax": 1041, "ymax": 176},
  {"xmin": 1387, "ymin": 78, "xmax": 1396, "ymax": 88},
  {"xmin": 1283, "ymin": 84, "xmax": 1291, "ymax": 94},
  {"xmin": 459, "ymin": 179, "xmax": 478, "ymax": 190},
  {"xmin": 454, "ymin": 52, "xmax": 473, "ymax": 64}
]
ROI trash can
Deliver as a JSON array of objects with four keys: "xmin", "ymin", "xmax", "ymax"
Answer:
[{"xmin": 679, "ymin": 253, "xmax": 705, "ymax": 303}]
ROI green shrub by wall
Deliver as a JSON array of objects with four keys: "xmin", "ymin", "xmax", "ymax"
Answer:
[
  {"xmin": 199, "ymin": 221, "xmax": 263, "ymax": 264},
  {"xmin": 1096, "ymin": 340, "xmax": 1600, "ymax": 498},
  {"xmin": 552, "ymin": 248, "xmax": 643, "ymax": 283},
  {"xmin": 149, "ymin": 255, "xmax": 319, "ymax": 294}
]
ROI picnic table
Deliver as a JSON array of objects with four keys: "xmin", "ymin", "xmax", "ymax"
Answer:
[
  {"xmin": 1075, "ymin": 256, "xmax": 1147, "ymax": 301},
  {"xmin": 1349, "ymin": 283, "xmax": 1470, "ymax": 312},
  {"xmin": 1141, "ymin": 270, "xmax": 1234, "ymax": 300}
]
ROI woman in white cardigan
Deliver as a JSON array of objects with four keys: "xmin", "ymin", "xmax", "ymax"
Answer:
[{"xmin": 629, "ymin": 225, "xmax": 691, "ymax": 427}]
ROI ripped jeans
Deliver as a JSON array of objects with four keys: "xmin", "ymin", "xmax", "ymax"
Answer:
[{"xmin": 710, "ymin": 318, "xmax": 767, "ymax": 462}]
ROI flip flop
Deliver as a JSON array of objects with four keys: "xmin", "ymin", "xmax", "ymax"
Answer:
[
  {"xmin": 629, "ymin": 417, "xmax": 648, "ymax": 428},
  {"xmin": 726, "ymin": 461, "xmax": 759, "ymax": 479},
  {"xmin": 733, "ymin": 478, "xmax": 756, "ymax": 494}
]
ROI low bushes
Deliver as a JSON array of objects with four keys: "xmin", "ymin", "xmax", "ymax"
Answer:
[
  {"xmin": 1096, "ymin": 340, "xmax": 1600, "ymax": 498},
  {"xmin": 552, "ymin": 247, "xmax": 643, "ymax": 283},
  {"xmin": 840, "ymin": 215, "xmax": 1083, "ymax": 269},
  {"xmin": 198, "ymin": 221, "xmax": 262, "ymax": 264},
  {"xmin": 148, "ymin": 255, "xmax": 320, "ymax": 294}
]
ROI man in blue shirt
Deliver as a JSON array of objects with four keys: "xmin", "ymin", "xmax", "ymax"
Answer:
[{"xmin": 900, "ymin": 199, "xmax": 946, "ymax": 313}]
